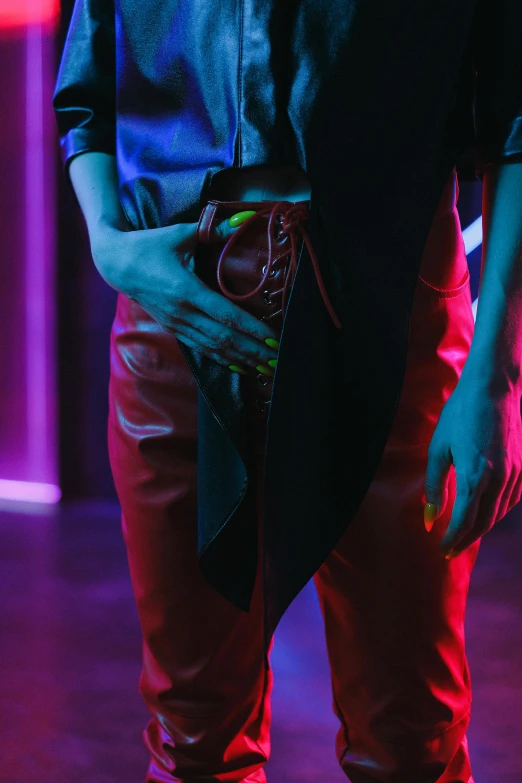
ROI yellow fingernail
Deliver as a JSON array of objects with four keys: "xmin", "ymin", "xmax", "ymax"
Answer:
[
  {"xmin": 267, "ymin": 359, "xmax": 277, "ymax": 368},
  {"xmin": 424, "ymin": 502, "xmax": 437, "ymax": 521},
  {"xmin": 424, "ymin": 502, "xmax": 437, "ymax": 532},
  {"xmin": 229, "ymin": 364, "xmax": 248, "ymax": 375},
  {"xmin": 228, "ymin": 210, "xmax": 256, "ymax": 227}
]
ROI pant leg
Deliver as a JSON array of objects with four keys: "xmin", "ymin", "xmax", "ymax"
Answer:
[
  {"xmin": 313, "ymin": 195, "xmax": 479, "ymax": 783},
  {"xmin": 107, "ymin": 293, "xmax": 274, "ymax": 783}
]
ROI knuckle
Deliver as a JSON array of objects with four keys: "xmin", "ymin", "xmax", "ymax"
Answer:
[
  {"xmin": 170, "ymin": 281, "xmax": 190, "ymax": 304},
  {"xmin": 211, "ymin": 334, "xmax": 227, "ymax": 351},
  {"xmin": 214, "ymin": 332, "xmax": 237, "ymax": 352},
  {"xmin": 217, "ymin": 309, "xmax": 238, "ymax": 328},
  {"xmin": 455, "ymin": 481, "xmax": 476, "ymax": 497},
  {"xmin": 173, "ymin": 295, "xmax": 189, "ymax": 311},
  {"xmin": 455, "ymin": 472, "xmax": 480, "ymax": 496},
  {"xmin": 457, "ymin": 463, "xmax": 486, "ymax": 488},
  {"xmin": 213, "ymin": 307, "xmax": 232, "ymax": 326}
]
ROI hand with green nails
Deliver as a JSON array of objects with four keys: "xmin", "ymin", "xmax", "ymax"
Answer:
[
  {"xmin": 94, "ymin": 207, "xmax": 280, "ymax": 374},
  {"xmin": 225, "ymin": 211, "xmax": 279, "ymax": 377}
]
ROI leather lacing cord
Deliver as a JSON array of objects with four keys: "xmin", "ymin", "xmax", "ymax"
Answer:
[{"xmin": 214, "ymin": 201, "xmax": 342, "ymax": 330}]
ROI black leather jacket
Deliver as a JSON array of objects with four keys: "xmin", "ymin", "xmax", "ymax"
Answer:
[{"xmin": 53, "ymin": 0, "xmax": 522, "ymax": 662}]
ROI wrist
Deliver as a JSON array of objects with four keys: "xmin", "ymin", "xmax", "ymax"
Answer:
[
  {"xmin": 89, "ymin": 210, "xmax": 131, "ymax": 240},
  {"xmin": 90, "ymin": 222, "xmax": 133, "ymax": 293},
  {"xmin": 460, "ymin": 349, "xmax": 522, "ymax": 397}
]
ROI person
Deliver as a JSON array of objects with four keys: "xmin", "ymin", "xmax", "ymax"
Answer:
[{"xmin": 53, "ymin": 0, "xmax": 522, "ymax": 780}]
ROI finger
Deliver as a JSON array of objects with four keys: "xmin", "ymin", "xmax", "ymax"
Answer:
[
  {"xmin": 422, "ymin": 481, "xmax": 450, "ymax": 532},
  {"xmin": 451, "ymin": 472, "xmax": 512, "ymax": 556},
  {"xmin": 447, "ymin": 477, "xmax": 504, "ymax": 555},
  {"xmin": 211, "ymin": 215, "xmax": 256, "ymax": 243},
  {"xmin": 496, "ymin": 467, "xmax": 521, "ymax": 522},
  {"xmin": 178, "ymin": 309, "xmax": 278, "ymax": 369},
  {"xmin": 447, "ymin": 522, "xmax": 489, "ymax": 558},
  {"xmin": 439, "ymin": 470, "xmax": 486, "ymax": 556},
  {"xmin": 424, "ymin": 438, "xmax": 452, "ymax": 521},
  {"xmin": 463, "ymin": 468, "xmax": 508, "ymax": 536},
  {"xmin": 507, "ymin": 473, "xmax": 522, "ymax": 515},
  {"xmin": 192, "ymin": 286, "xmax": 280, "ymax": 346},
  {"xmin": 173, "ymin": 322, "xmax": 253, "ymax": 369},
  {"xmin": 445, "ymin": 476, "xmax": 502, "ymax": 555},
  {"xmin": 174, "ymin": 325, "xmax": 249, "ymax": 371}
]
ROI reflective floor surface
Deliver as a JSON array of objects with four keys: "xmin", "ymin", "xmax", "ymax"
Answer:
[{"xmin": 0, "ymin": 498, "xmax": 521, "ymax": 783}]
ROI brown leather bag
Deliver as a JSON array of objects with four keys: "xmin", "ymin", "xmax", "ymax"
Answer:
[{"xmin": 195, "ymin": 197, "xmax": 341, "ymax": 451}]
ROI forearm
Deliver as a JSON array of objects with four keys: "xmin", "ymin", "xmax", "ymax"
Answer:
[
  {"xmin": 68, "ymin": 150, "xmax": 130, "ymax": 235},
  {"xmin": 462, "ymin": 161, "xmax": 522, "ymax": 394},
  {"xmin": 68, "ymin": 150, "xmax": 132, "ymax": 287}
]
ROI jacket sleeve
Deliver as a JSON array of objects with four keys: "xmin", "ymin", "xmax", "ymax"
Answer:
[
  {"xmin": 473, "ymin": 0, "xmax": 522, "ymax": 178},
  {"xmin": 52, "ymin": 0, "xmax": 116, "ymax": 184}
]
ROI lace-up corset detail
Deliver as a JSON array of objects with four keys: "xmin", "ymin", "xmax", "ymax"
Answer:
[{"xmin": 215, "ymin": 201, "xmax": 342, "ymax": 330}]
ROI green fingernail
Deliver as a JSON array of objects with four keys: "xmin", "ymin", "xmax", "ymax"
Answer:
[
  {"xmin": 267, "ymin": 359, "xmax": 277, "ymax": 368},
  {"xmin": 229, "ymin": 364, "xmax": 248, "ymax": 375},
  {"xmin": 228, "ymin": 210, "xmax": 256, "ymax": 227},
  {"xmin": 265, "ymin": 338, "xmax": 280, "ymax": 349},
  {"xmin": 256, "ymin": 364, "xmax": 274, "ymax": 376}
]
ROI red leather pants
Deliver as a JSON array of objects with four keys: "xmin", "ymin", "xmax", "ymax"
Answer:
[{"xmin": 108, "ymin": 175, "xmax": 479, "ymax": 783}]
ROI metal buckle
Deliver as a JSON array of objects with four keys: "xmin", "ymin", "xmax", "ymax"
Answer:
[
  {"xmin": 261, "ymin": 264, "xmax": 278, "ymax": 278},
  {"xmin": 256, "ymin": 373, "xmax": 272, "ymax": 387}
]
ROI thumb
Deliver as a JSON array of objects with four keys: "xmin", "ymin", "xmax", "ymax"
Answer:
[
  {"xmin": 210, "ymin": 210, "xmax": 257, "ymax": 243},
  {"xmin": 423, "ymin": 441, "xmax": 452, "ymax": 532}
]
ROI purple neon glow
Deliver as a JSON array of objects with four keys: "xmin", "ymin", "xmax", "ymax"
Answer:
[
  {"xmin": 26, "ymin": 25, "xmax": 46, "ymax": 476},
  {"xmin": 0, "ymin": 479, "xmax": 61, "ymax": 503},
  {"xmin": 0, "ymin": 21, "xmax": 60, "ymax": 503},
  {"xmin": 24, "ymin": 22, "xmax": 58, "ymax": 486}
]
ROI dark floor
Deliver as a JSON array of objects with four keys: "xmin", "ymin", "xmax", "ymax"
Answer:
[{"xmin": 0, "ymin": 498, "xmax": 521, "ymax": 783}]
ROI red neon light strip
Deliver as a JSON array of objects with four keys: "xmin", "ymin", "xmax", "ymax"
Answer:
[{"xmin": 0, "ymin": 0, "xmax": 59, "ymax": 27}]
